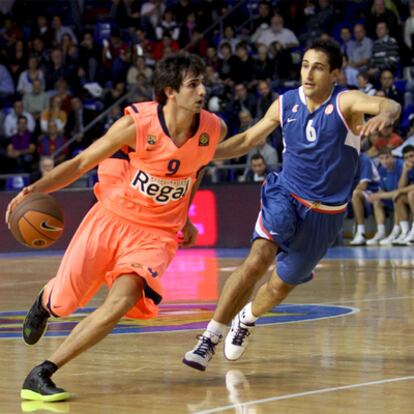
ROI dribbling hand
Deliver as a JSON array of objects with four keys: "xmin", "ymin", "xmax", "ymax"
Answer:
[{"xmin": 5, "ymin": 186, "xmax": 33, "ymax": 228}]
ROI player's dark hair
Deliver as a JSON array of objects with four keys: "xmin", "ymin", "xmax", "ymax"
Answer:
[
  {"xmin": 153, "ymin": 52, "xmax": 206, "ymax": 105},
  {"xmin": 305, "ymin": 39, "xmax": 343, "ymax": 72},
  {"xmin": 402, "ymin": 145, "xmax": 414, "ymax": 155}
]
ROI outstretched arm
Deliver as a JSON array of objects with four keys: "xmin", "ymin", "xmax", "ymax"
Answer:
[
  {"xmin": 214, "ymin": 99, "xmax": 280, "ymax": 160},
  {"xmin": 339, "ymin": 90, "xmax": 401, "ymax": 136}
]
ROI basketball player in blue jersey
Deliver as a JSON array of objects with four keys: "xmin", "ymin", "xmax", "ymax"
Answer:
[{"xmin": 183, "ymin": 39, "xmax": 401, "ymax": 371}]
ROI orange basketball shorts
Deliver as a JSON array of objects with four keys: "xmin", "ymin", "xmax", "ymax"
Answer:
[{"xmin": 43, "ymin": 202, "xmax": 177, "ymax": 319}]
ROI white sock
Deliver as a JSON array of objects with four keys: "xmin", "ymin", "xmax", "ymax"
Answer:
[
  {"xmin": 400, "ymin": 221, "xmax": 409, "ymax": 234},
  {"xmin": 205, "ymin": 320, "xmax": 226, "ymax": 340},
  {"xmin": 377, "ymin": 224, "xmax": 385, "ymax": 235},
  {"xmin": 357, "ymin": 224, "xmax": 365, "ymax": 235},
  {"xmin": 240, "ymin": 302, "xmax": 259, "ymax": 324},
  {"xmin": 391, "ymin": 224, "xmax": 400, "ymax": 236}
]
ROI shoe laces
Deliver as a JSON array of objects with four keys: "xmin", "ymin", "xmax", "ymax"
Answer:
[
  {"xmin": 193, "ymin": 335, "xmax": 217, "ymax": 358},
  {"xmin": 231, "ymin": 323, "xmax": 251, "ymax": 346}
]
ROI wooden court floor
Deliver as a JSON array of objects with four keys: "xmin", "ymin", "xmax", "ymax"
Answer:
[{"xmin": 0, "ymin": 247, "xmax": 414, "ymax": 413}]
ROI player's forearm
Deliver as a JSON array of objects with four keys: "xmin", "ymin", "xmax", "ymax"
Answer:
[
  {"xmin": 398, "ymin": 170, "xmax": 409, "ymax": 188},
  {"xmin": 398, "ymin": 184, "xmax": 414, "ymax": 194},
  {"xmin": 379, "ymin": 98, "xmax": 401, "ymax": 121}
]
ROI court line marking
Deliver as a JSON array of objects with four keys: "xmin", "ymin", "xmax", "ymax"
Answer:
[{"xmin": 194, "ymin": 375, "xmax": 414, "ymax": 414}]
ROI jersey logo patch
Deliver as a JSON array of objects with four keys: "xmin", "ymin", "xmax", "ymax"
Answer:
[
  {"xmin": 198, "ymin": 132, "xmax": 209, "ymax": 146},
  {"xmin": 325, "ymin": 104, "xmax": 334, "ymax": 115},
  {"xmin": 131, "ymin": 170, "xmax": 191, "ymax": 204},
  {"xmin": 292, "ymin": 104, "xmax": 299, "ymax": 113},
  {"xmin": 147, "ymin": 135, "xmax": 157, "ymax": 145}
]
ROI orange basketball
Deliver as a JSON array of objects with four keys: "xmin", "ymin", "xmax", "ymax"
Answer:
[{"xmin": 9, "ymin": 193, "xmax": 64, "ymax": 249}]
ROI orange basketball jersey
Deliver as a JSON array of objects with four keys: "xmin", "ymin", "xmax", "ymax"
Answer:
[{"xmin": 94, "ymin": 102, "xmax": 222, "ymax": 236}]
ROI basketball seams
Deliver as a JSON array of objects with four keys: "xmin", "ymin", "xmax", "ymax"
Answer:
[{"xmin": 21, "ymin": 215, "xmax": 57, "ymax": 242}]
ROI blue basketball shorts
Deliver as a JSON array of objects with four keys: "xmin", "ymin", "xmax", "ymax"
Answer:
[{"xmin": 252, "ymin": 175, "xmax": 346, "ymax": 285}]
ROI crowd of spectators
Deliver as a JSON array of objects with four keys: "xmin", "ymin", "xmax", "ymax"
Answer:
[{"xmin": 0, "ymin": 0, "xmax": 414, "ymax": 192}]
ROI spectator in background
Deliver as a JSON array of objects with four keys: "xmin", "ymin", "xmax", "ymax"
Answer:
[
  {"xmin": 40, "ymin": 95, "xmax": 67, "ymax": 133},
  {"xmin": 29, "ymin": 155, "xmax": 55, "ymax": 184},
  {"xmin": 369, "ymin": 21, "xmax": 400, "ymax": 77},
  {"xmin": 217, "ymin": 26, "xmax": 239, "ymax": 54},
  {"xmin": 4, "ymin": 100, "xmax": 35, "ymax": 138},
  {"xmin": 23, "ymin": 79, "xmax": 50, "ymax": 121},
  {"xmin": 349, "ymin": 152, "xmax": 380, "ymax": 245},
  {"xmin": 104, "ymin": 81, "xmax": 126, "ymax": 108},
  {"xmin": 31, "ymin": 15, "xmax": 54, "ymax": 48},
  {"xmin": 141, "ymin": 0, "xmax": 165, "ymax": 30},
  {"xmin": 357, "ymin": 71, "xmax": 376, "ymax": 96},
  {"xmin": 155, "ymin": 9, "xmax": 180, "ymax": 41},
  {"xmin": 79, "ymin": 32, "xmax": 101, "ymax": 83},
  {"xmin": 217, "ymin": 42, "xmax": 237, "ymax": 83},
  {"xmin": 153, "ymin": 33, "xmax": 180, "ymax": 61},
  {"xmin": 127, "ymin": 56, "xmax": 153, "ymax": 89},
  {"xmin": 392, "ymin": 145, "xmax": 414, "ymax": 245},
  {"xmin": 30, "ymin": 37, "xmax": 49, "ymax": 68},
  {"xmin": 245, "ymin": 138, "xmax": 279, "ymax": 177},
  {"xmin": 17, "ymin": 57, "xmax": 45, "ymax": 95},
  {"xmin": 301, "ymin": 0, "xmax": 334, "ymax": 41},
  {"xmin": 348, "ymin": 23, "xmax": 373, "ymax": 71},
  {"xmin": 252, "ymin": 14, "xmax": 299, "ymax": 50},
  {"xmin": 51, "ymin": 15, "xmax": 78, "ymax": 46},
  {"xmin": 268, "ymin": 40, "xmax": 293, "ymax": 82},
  {"xmin": 45, "ymin": 48, "xmax": 70, "ymax": 90},
  {"xmin": 102, "ymin": 105, "xmax": 122, "ymax": 132},
  {"xmin": 250, "ymin": 0, "xmax": 273, "ymax": 33},
  {"xmin": 37, "ymin": 121, "xmax": 67, "ymax": 163},
  {"xmin": 379, "ymin": 69, "xmax": 403, "ymax": 106},
  {"xmin": 232, "ymin": 42, "xmax": 254, "ymax": 85},
  {"xmin": 130, "ymin": 73, "xmax": 153, "ymax": 102},
  {"xmin": 7, "ymin": 116, "xmax": 36, "ymax": 173},
  {"xmin": 0, "ymin": 63, "xmax": 15, "ymax": 104},
  {"xmin": 367, "ymin": 148, "xmax": 404, "ymax": 245},
  {"xmin": 256, "ymin": 80, "xmax": 277, "ymax": 119},
  {"xmin": 252, "ymin": 45, "xmax": 273, "ymax": 83},
  {"xmin": 245, "ymin": 153, "xmax": 270, "ymax": 183},
  {"xmin": 404, "ymin": 0, "xmax": 414, "ymax": 52},
  {"xmin": 102, "ymin": 28, "xmax": 131, "ymax": 82},
  {"xmin": 7, "ymin": 39, "xmax": 27, "ymax": 84},
  {"xmin": 366, "ymin": 0, "xmax": 399, "ymax": 40},
  {"xmin": 229, "ymin": 83, "xmax": 257, "ymax": 123},
  {"xmin": 393, "ymin": 115, "xmax": 414, "ymax": 158},
  {"xmin": 366, "ymin": 124, "xmax": 403, "ymax": 158},
  {"xmin": 339, "ymin": 26, "xmax": 354, "ymax": 57}
]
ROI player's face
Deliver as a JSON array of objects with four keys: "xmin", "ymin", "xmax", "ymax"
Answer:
[
  {"xmin": 403, "ymin": 151, "xmax": 414, "ymax": 168},
  {"xmin": 174, "ymin": 72, "xmax": 206, "ymax": 113},
  {"xmin": 301, "ymin": 50, "xmax": 338, "ymax": 100}
]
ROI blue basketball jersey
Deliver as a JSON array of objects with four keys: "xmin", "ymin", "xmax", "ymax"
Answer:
[
  {"xmin": 359, "ymin": 153, "xmax": 380, "ymax": 192},
  {"xmin": 277, "ymin": 85, "xmax": 359, "ymax": 204},
  {"xmin": 407, "ymin": 167, "xmax": 414, "ymax": 184},
  {"xmin": 377, "ymin": 158, "xmax": 403, "ymax": 192}
]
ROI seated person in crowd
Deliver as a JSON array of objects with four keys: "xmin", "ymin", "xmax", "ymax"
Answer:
[
  {"xmin": 37, "ymin": 121, "xmax": 67, "ymax": 164},
  {"xmin": 6, "ymin": 115, "xmax": 36, "ymax": 173},
  {"xmin": 365, "ymin": 124, "xmax": 403, "ymax": 158},
  {"xmin": 366, "ymin": 148, "xmax": 404, "ymax": 245},
  {"xmin": 244, "ymin": 153, "xmax": 270, "ymax": 183},
  {"xmin": 350, "ymin": 152, "xmax": 380, "ymax": 246},
  {"xmin": 392, "ymin": 115, "xmax": 414, "ymax": 158},
  {"xmin": 29, "ymin": 155, "xmax": 55, "ymax": 184},
  {"xmin": 392, "ymin": 145, "xmax": 414, "ymax": 245}
]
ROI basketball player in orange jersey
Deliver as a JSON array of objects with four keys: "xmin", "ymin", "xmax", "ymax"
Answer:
[{"xmin": 5, "ymin": 52, "xmax": 227, "ymax": 402}]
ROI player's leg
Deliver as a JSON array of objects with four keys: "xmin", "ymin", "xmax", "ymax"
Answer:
[
  {"xmin": 224, "ymin": 204, "xmax": 345, "ymax": 361},
  {"xmin": 21, "ymin": 274, "xmax": 143, "ymax": 402},
  {"xmin": 367, "ymin": 200, "xmax": 387, "ymax": 245},
  {"xmin": 393, "ymin": 194, "xmax": 410, "ymax": 244},
  {"xmin": 183, "ymin": 238, "xmax": 277, "ymax": 371},
  {"xmin": 350, "ymin": 189, "xmax": 366, "ymax": 245},
  {"xmin": 22, "ymin": 204, "xmax": 114, "ymax": 346},
  {"xmin": 401, "ymin": 191, "xmax": 414, "ymax": 244}
]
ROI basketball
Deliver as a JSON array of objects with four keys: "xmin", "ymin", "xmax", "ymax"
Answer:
[{"xmin": 9, "ymin": 193, "xmax": 64, "ymax": 249}]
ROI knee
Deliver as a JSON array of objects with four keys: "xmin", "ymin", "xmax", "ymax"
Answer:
[
  {"xmin": 352, "ymin": 190, "xmax": 363, "ymax": 201},
  {"xmin": 47, "ymin": 296, "xmax": 79, "ymax": 318},
  {"xmin": 266, "ymin": 276, "xmax": 294, "ymax": 301},
  {"xmin": 243, "ymin": 254, "xmax": 272, "ymax": 280}
]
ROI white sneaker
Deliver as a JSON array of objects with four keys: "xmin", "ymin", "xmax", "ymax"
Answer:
[
  {"xmin": 379, "ymin": 229, "xmax": 401, "ymax": 246},
  {"xmin": 392, "ymin": 232, "xmax": 410, "ymax": 245},
  {"xmin": 399, "ymin": 232, "xmax": 414, "ymax": 246},
  {"xmin": 224, "ymin": 312, "xmax": 255, "ymax": 361},
  {"xmin": 366, "ymin": 232, "xmax": 386, "ymax": 246},
  {"xmin": 349, "ymin": 233, "xmax": 366, "ymax": 246},
  {"xmin": 183, "ymin": 333, "xmax": 222, "ymax": 371}
]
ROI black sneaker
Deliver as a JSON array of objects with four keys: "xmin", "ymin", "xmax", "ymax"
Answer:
[
  {"xmin": 182, "ymin": 334, "xmax": 221, "ymax": 371},
  {"xmin": 23, "ymin": 290, "xmax": 50, "ymax": 345},
  {"xmin": 21, "ymin": 361, "xmax": 70, "ymax": 402}
]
